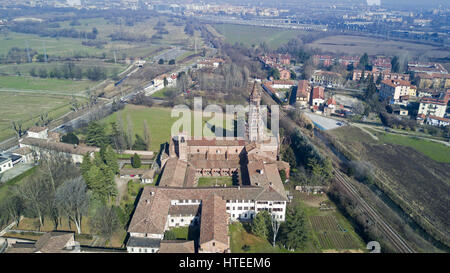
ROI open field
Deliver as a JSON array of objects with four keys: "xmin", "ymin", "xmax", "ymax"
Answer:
[
  {"xmin": 306, "ymin": 35, "xmax": 450, "ymax": 59},
  {"xmin": 197, "ymin": 176, "xmax": 233, "ymax": 187},
  {"xmin": 329, "ymin": 126, "xmax": 450, "ymax": 245},
  {"xmin": 0, "ymin": 16, "xmax": 200, "ymax": 60},
  {"xmin": 212, "ymin": 24, "xmax": 307, "ymax": 48},
  {"xmin": 101, "ymin": 105, "xmax": 235, "ymax": 152},
  {"xmin": 0, "ymin": 60, "xmax": 127, "ymax": 77},
  {"xmin": 0, "ymin": 92, "xmax": 82, "ymax": 141},
  {"xmin": 372, "ymin": 130, "xmax": 450, "ymax": 163},
  {"xmin": 0, "ymin": 75, "xmax": 97, "ymax": 94}
]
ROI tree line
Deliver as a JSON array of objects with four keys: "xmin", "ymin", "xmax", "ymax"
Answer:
[
  {"xmin": 29, "ymin": 63, "xmax": 108, "ymax": 81},
  {"xmin": 9, "ymin": 22, "xmax": 98, "ymax": 40}
]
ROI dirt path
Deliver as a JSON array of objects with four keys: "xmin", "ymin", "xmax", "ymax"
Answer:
[{"xmin": 115, "ymin": 177, "xmax": 129, "ymax": 206}]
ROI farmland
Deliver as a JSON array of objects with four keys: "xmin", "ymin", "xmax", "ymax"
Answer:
[
  {"xmin": 328, "ymin": 126, "xmax": 450, "ymax": 246},
  {"xmin": 212, "ymin": 24, "xmax": 307, "ymax": 48},
  {"xmin": 306, "ymin": 35, "xmax": 450, "ymax": 60},
  {"xmin": 310, "ymin": 216, "xmax": 361, "ymax": 250}
]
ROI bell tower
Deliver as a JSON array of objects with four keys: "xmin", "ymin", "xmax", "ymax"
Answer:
[{"xmin": 248, "ymin": 82, "xmax": 264, "ymax": 142}]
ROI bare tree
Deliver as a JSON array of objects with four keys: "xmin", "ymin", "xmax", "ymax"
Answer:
[
  {"xmin": 15, "ymin": 176, "xmax": 47, "ymax": 228},
  {"xmin": 271, "ymin": 217, "xmax": 281, "ymax": 247},
  {"xmin": 126, "ymin": 114, "xmax": 134, "ymax": 149},
  {"xmin": 55, "ymin": 177, "xmax": 90, "ymax": 234},
  {"xmin": 11, "ymin": 121, "xmax": 25, "ymax": 138},
  {"xmin": 143, "ymin": 120, "xmax": 151, "ymax": 151}
]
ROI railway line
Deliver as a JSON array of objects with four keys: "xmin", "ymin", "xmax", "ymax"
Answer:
[{"xmin": 333, "ymin": 170, "xmax": 415, "ymax": 253}]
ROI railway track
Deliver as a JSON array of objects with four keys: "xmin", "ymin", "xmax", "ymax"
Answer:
[{"xmin": 333, "ymin": 170, "xmax": 415, "ymax": 253}]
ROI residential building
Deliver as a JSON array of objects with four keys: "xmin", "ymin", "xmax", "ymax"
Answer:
[
  {"xmin": 418, "ymin": 98, "xmax": 447, "ymax": 118},
  {"xmin": 27, "ymin": 126, "xmax": 48, "ymax": 139},
  {"xmin": 310, "ymin": 86, "xmax": 325, "ymax": 106},
  {"xmin": 0, "ymin": 156, "xmax": 13, "ymax": 174},
  {"xmin": 426, "ymin": 116, "xmax": 450, "ymax": 127},
  {"xmin": 352, "ymin": 69, "xmax": 410, "ymax": 82},
  {"xmin": 380, "ymin": 79, "xmax": 414, "ymax": 100},
  {"xmin": 296, "ymin": 80, "xmax": 311, "ymax": 107},
  {"xmin": 415, "ymin": 73, "xmax": 450, "ymax": 90},
  {"xmin": 11, "ymin": 147, "xmax": 34, "ymax": 164},
  {"xmin": 407, "ymin": 62, "xmax": 448, "ymax": 75},
  {"xmin": 311, "ymin": 70, "xmax": 343, "ymax": 87}
]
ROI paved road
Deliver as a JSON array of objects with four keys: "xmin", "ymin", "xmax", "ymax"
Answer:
[
  {"xmin": 0, "ymin": 163, "xmax": 34, "ymax": 183},
  {"xmin": 303, "ymin": 111, "xmax": 345, "ymax": 131},
  {"xmin": 151, "ymin": 47, "xmax": 187, "ymax": 62}
]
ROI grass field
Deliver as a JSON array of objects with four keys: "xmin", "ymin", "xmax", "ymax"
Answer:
[
  {"xmin": 0, "ymin": 92, "xmax": 81, "ymax": 141},
  {"xmin": 0, "ymin": 61, "xmax": 127, "ymax": 78},
  {"xmin": 197, "ymin": 176, "xmax": 233, "ymax": 187},
  {"xmin": 101, "ymin": 105, "xmax": 235, "ymax": 152},
  {"xmin": 374, "ymin": 131, "xmax": 450, "ymax": 163},
  {"xmin": 212, "ymin": 24, "xmax": 307, "ymax": 48},
  {"xmin": 0, "ymin": 75, "xmax": 97, "ymax": 94},
  {"xmin": 0, "ymin": 16, "xmax": 200, "ymax": 60}
]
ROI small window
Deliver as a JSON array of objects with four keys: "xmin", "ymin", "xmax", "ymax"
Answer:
[{"xmin": 212, "ymin": 242, "xmax": 216, "ymax": 246}]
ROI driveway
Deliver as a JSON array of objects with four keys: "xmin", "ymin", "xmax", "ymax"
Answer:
[{"xmin": 0, "ymin": 163, "xmax": 34, "ymax": 183}]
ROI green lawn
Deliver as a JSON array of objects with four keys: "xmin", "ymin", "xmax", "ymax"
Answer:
[
  {"xmin": 229, "ymin": 222, "xmax": 289, "ymax": 253},
  {"xmin": 197, "ymin": 176, "xmax": 233, "ymax": 187},
  {"xmin": 212, "ymin": 24, "xmax": 307, "ymax": 49},
  {"xmin": 375, "ymin": 131, "xmax": 450, "ymax": 163},
  {"xmin": 101, "ymin": 105, "xmax": 235, "ymax": 152},
  {"xmin": 123, "ymin": 163, "xmax": 150, "ymax": 169}
]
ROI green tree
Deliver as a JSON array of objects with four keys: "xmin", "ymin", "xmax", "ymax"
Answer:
[
  {"xmin": 358, "ymin": 53, "xmax": 370, "ymax": 70},
  {"xmin": 376, "ymin": 73, "xmax": 382, "ymax": 85},
  {"xmin": 269, "ymin": 68, "xmax": 280, "ymax": 80},
  {"xmin": 279, "ymin": 205, "xmax": 308, "ymax": 250},
  {"xmin": 80, "ymin": 153, "xmax": 92, "ymax": 178},
  {"xmin": 281, "ymin": 146, "xmax": 297, "ymax": 168},
  {"xmin": 132, "ymin": 134, "xmax": 147, "ymax": 151},
  {"xmin": 85, "ymin": 122, "xmax": 109, "ymax": 147},
  {"xmin": 164, "ymin": 229, "xmax": 177, "ymax": 240},
  {"xmin": 131, "ymin": 153, "xmax": 141, "ymax": 168},
  {"xmin": 61, "ymin": 132, "xmax": 79, "ymax": 145},
  {"xmin": 251, "ymin": 210, "xmax": 271, "ymax": 240},
  {"xmin": 391, "ymin": 56, "xmax": 400, "ymax": 73},
  {"xmin": 103, "ymin": 145, "xmax": 119, "ymax": 174}
]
